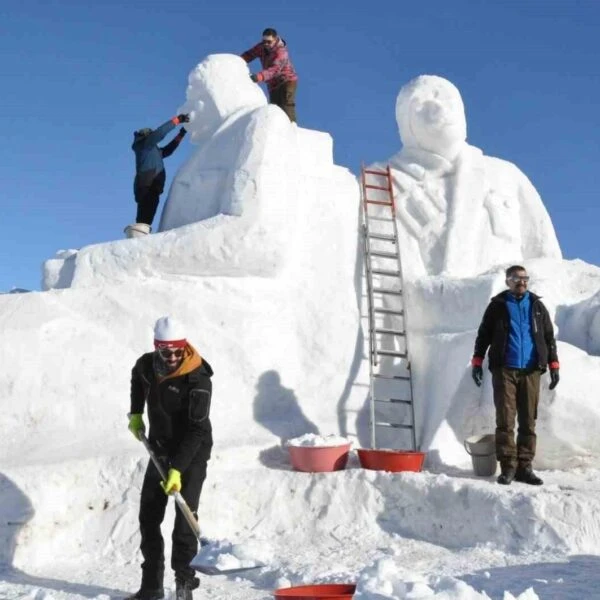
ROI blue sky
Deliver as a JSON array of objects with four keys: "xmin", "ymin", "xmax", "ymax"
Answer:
[{"xmin": 1, "ymin": 0, "xmax": 599, "ymax": 292}]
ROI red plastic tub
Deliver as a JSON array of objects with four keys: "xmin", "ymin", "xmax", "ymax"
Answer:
[
  {"xmin": 288, "ymin": 444, "xmax": 351, "ymax": 472},
  {"xmin": 357, "ymin": 448, "xmax": 425, "ymax": 472},
  {"xmin": 274, "ymin": 583, "xmax": 356, "ymax": 599}
]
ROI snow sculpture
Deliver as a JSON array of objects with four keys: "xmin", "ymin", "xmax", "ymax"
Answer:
[
  {"xmin": 365, "ymin": 76, "xmax": 600, "ymax": 470},
  {"xmin": 380, "ymin": 75, "xmax": 561, "ymax": 278}
]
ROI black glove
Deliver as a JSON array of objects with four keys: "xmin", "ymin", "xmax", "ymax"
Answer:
[
  {"xmin": 250, "ymin": 74, "xmax": 258, "ymax": 83},
  {"xmin": 549, "ymin": 368, "xmax": 560, "ymax": 390},
  {"xmin": 177, "ymin": 113, "xmax": 190, "ymax": 123},
  {"xmin": 178, "ymin": 127, "xmax": 187, "ymax": 137},
  {"xmin": 472, "ymin": 366, "xmax": 483, "ymax": 387}
]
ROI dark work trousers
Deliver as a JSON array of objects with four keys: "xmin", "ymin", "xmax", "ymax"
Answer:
[
  {"xmin": 491, "ymin": 367, "xmax": 541, "ymax": 470},
  {"xmin": 269, "ymin": 81, "xmax": 297, "ymax": 123},
  {"xmin": 134, "ymin": 170, "xmax": 166, "ymax": 227},
  {"xmin": 138, "ymin": 452, "xmax": 208, "ymax": 588}
]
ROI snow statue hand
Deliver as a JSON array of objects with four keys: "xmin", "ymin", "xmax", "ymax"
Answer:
[
  {"xmin": 128, "ymin": 413, "xmax": 145, "ymax": 441},
  {"xmin": 161, "ymin": 468, "xmax": 182, "ymax": 495}
]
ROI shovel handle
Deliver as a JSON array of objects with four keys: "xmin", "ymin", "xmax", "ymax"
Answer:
[{"xmin": 139, "ymin": 432, "xmax": 202, "ymax": 540}]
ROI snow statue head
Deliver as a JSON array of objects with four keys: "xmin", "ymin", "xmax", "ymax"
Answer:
[
  {"xmin": 396, "ymin": 75, "xmax": 467, "ymax": 161},
  {"xmin": 178, "ymin": 54, "xmax": 267, "ymax": 142}
]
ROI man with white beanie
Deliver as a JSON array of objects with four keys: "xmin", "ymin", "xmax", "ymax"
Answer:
[{"xmin": 127, "ymin": 316, "xmax": 213, "ymax": 600}]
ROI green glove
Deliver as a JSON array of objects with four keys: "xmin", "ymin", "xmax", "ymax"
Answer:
[
  {"xmin": 128, "ymin": 413, "xmax": 145, "ymax": 441},
  {"xmin": 160, "ymin": 468, "xmax": 182, "ymax": 495}
]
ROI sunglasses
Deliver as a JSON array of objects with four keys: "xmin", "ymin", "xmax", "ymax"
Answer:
[
  {"xmin": 262, "ymin": 38, "xmax": 276, "ymax": 45},
  {"xmin": 157, "ymin": 347, "xmax": 184, "ymax": 359},
  {"xmin": 508, "ymin": 275, "xmax": 529, "ymax": 283}
]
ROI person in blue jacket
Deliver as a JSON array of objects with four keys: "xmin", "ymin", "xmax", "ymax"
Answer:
[
  {"xmin": 130, "ymin": 114, "xmax": 190, "ymax": 232},
  {"xmin": 471, "ymin": 265, "xmax": 560, "ymax": 486}
]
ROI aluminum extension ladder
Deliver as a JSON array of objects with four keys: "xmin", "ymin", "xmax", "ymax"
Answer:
[{"xmin": 361, "ymin": 164, "xmax": 417, "ymax": 451}]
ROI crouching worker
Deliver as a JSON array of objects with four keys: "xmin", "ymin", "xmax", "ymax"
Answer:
[
  {"xmin": 127, "ymin": 316, "xmax": 213, "ymax": 600},
  {"xmin": 125, "ymin": 114, "xmax": 190, "ymax": 238}
]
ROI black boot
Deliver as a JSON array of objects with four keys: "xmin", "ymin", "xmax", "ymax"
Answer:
[
  {"xmin": 175, "ymin": 577, "xmax": 199, "ymax": 600},
  {"xmin": 515, "ymin": 467, "xmax": 543, "ymax": 486},
  {"xmin": 497, "ymin": 466, "xmax": 516, "ymax": 485},
  {"xmin": 124, "ymin": 589, "xmax": 164, "ymax": 600}
]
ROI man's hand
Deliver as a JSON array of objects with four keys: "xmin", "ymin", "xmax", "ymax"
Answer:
[
  {"xmin": 549, "ymin": 368, "xmax": 560, "ymax": 390},
  {"xmin": 177, "ymin": 113, "xmax": 190, "ymax": 123},
  {"xmin": 471, "ymin": 365, "xmax": 483, "ymax": 387},
  {"xmin": 160, "ymin": 468, "xmax": 182, "ymax": 495},
  {"xmin": 128, "ymin": 413, "xmax": 145, "ymax": 441},
  {"xmin": 250, "ymin": 74, "xmax": 258, "ymax": 82}
]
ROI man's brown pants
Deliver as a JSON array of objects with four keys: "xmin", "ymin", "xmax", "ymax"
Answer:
[
  {"xmin": 269, "ymin": 81, "xmax": 297, "ymax": 123},
  {"xmin": 492, "ymin": 367, "xmax": 541, "ymax": 470}
]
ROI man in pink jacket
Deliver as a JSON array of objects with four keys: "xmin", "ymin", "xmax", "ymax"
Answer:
[{"xmin": 241, "ymin": 27, "xmax": 298, "ymax": 122}]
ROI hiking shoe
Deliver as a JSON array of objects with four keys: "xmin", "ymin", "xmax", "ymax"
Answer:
[
  {"xmin": 124, "ymin": 589, "xmax": 164, "ymax": 600},
  {"xmin": 497, "ymin": 468, "xmax": 516, "ymax": 485},
  {"xmin": 515, "ymin": 468, "xmax": 543, "ymax": 486}
]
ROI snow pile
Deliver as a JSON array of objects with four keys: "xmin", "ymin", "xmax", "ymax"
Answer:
[{"xmin": 286, "ymin": 434, "xmax": 352, "ymax": 447}]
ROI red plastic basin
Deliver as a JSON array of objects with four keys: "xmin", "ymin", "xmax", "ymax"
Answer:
[
  {"xmin": 274, "ymin": 583, "xmax": 356, "ymax": 599},
  {"xmin": 357, "ymin": 448, "xmax": 426, "ymax": 472},
  {"xmin": 288, "ymin": 444, "xmax": 351, "ymax": 472}
]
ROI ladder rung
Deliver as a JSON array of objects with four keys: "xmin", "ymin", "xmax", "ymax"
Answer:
[
  {"xmin": 365, "ymin": 200, "xmax": 393, "ymax": 206},
  {"xmin": 375, "ymin": 398, "xmax": 413, "ymax": 405},
  {"xmin": 372, "ymin": 287, "xmax": 402, "ymax": 296},
  {"xmin": 368, "ymin": 232, "xmax": 396, "ymax": 242},
  {"xmin": 375, "ymin": 422, "xmax": 414, "ymax": 430},
  {"xmin": 375, "ymin": 350, "xmax": 408, "ymax": 358},
  {"xmin": 374, "ymin": 308, "xmax": 404, "ymax": 316},
  {"xmin": 371, "ymin": 268, "xmax": 400, "ymax": 277},
  {"xmin": 369, "ymin": 250, "xmax": 397, "ymax": 259},
  {"xmin": 374, "ymin": 374, "xmax": 411, "ymax": 380},
  {"xmin": 375, "ymin": 328, "xmax": 405, "ymax": 336},
  {"xmin": 364, "ymin": 168, "xmax": 389, "ymax": 176},
  {"xmin": 366, "ymin": 216, "xmax": 394, "ymax": 222},
  {"xmin": 365, "ymin": 184, "xmax": 389, "ymax": 191}
]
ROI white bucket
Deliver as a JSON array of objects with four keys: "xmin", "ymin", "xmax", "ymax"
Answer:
[{"xmin": 464, "ymin": 433, "xmax": 496, "ymax": 477}]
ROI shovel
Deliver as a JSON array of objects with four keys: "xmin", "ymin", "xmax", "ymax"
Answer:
[{"xmin": 139, "ymin": 432, "xmax": 264, "ymax": 575}]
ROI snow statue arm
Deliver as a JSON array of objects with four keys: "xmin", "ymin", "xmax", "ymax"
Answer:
[{"xmin": 517, "ymin": 171, "xmax": 562, "ymax": 260}]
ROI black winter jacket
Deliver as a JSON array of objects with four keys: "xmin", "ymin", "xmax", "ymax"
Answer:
[
  {"xmin": 130, "ymin": 352, "xmax": 213, "ymax": 472},
  {"xmin": 473, "ymin": 291, "xmax": 559, "ymax": 371}
]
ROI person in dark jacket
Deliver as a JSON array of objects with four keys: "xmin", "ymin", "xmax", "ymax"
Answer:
[
  {"xmin": 241, "ymin": 27, "xmax": 298, "ymax": 122},
  {"xmin": 471, "ymin": 265, "xmax": 560, "ymax": 486},
  {"xmin": 126, "ymin": 316, "xmax": 213, "ymax": 600},
  {"xmin": 128, "ymin": 114, "xmax": 190, "ymax": 236}
]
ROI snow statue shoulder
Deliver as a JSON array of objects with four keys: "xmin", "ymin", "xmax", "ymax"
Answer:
[
  {"xmin": 374, "ymin": 75, "xmax": 561, "ymax": 278},
  {"xmin": 159, "ymin": 53, "xmax": 291, "ymax": 230}
]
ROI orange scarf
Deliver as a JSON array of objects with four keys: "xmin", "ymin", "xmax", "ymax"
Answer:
[{"xmin": 157, "ymin": 343, "xmax": 203, "ymax": 383}]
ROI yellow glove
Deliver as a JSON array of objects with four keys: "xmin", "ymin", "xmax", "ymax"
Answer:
[
  {"xmin": 160, "ymin": 468, "xmax": 182, "ymax": 495},
  {"xmin": 128, "ymin": 413, "xmax": 145, "ymax": 441}
]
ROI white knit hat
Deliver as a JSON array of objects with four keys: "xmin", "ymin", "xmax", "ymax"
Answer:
[{"xmin": 154, "ymin": 316, "xmax": 187, "ymax": 348}]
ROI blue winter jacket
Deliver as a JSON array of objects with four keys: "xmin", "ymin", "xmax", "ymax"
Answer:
[
  {"xmin": 505, "ymin": 291, "xmax": 538, "ymax": 369},
  {"xmin": 132, "ymin": 118, "xmax": 179, "ymax": 182}
]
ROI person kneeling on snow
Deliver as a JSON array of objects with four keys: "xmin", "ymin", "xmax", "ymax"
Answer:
[
  {"xmin": 127, "ymin": 316, "xmax": 213, "ymax": 600},
  {"xmin": 126, "ymin": 114, "xmax": 190, "ymax": 238}
]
